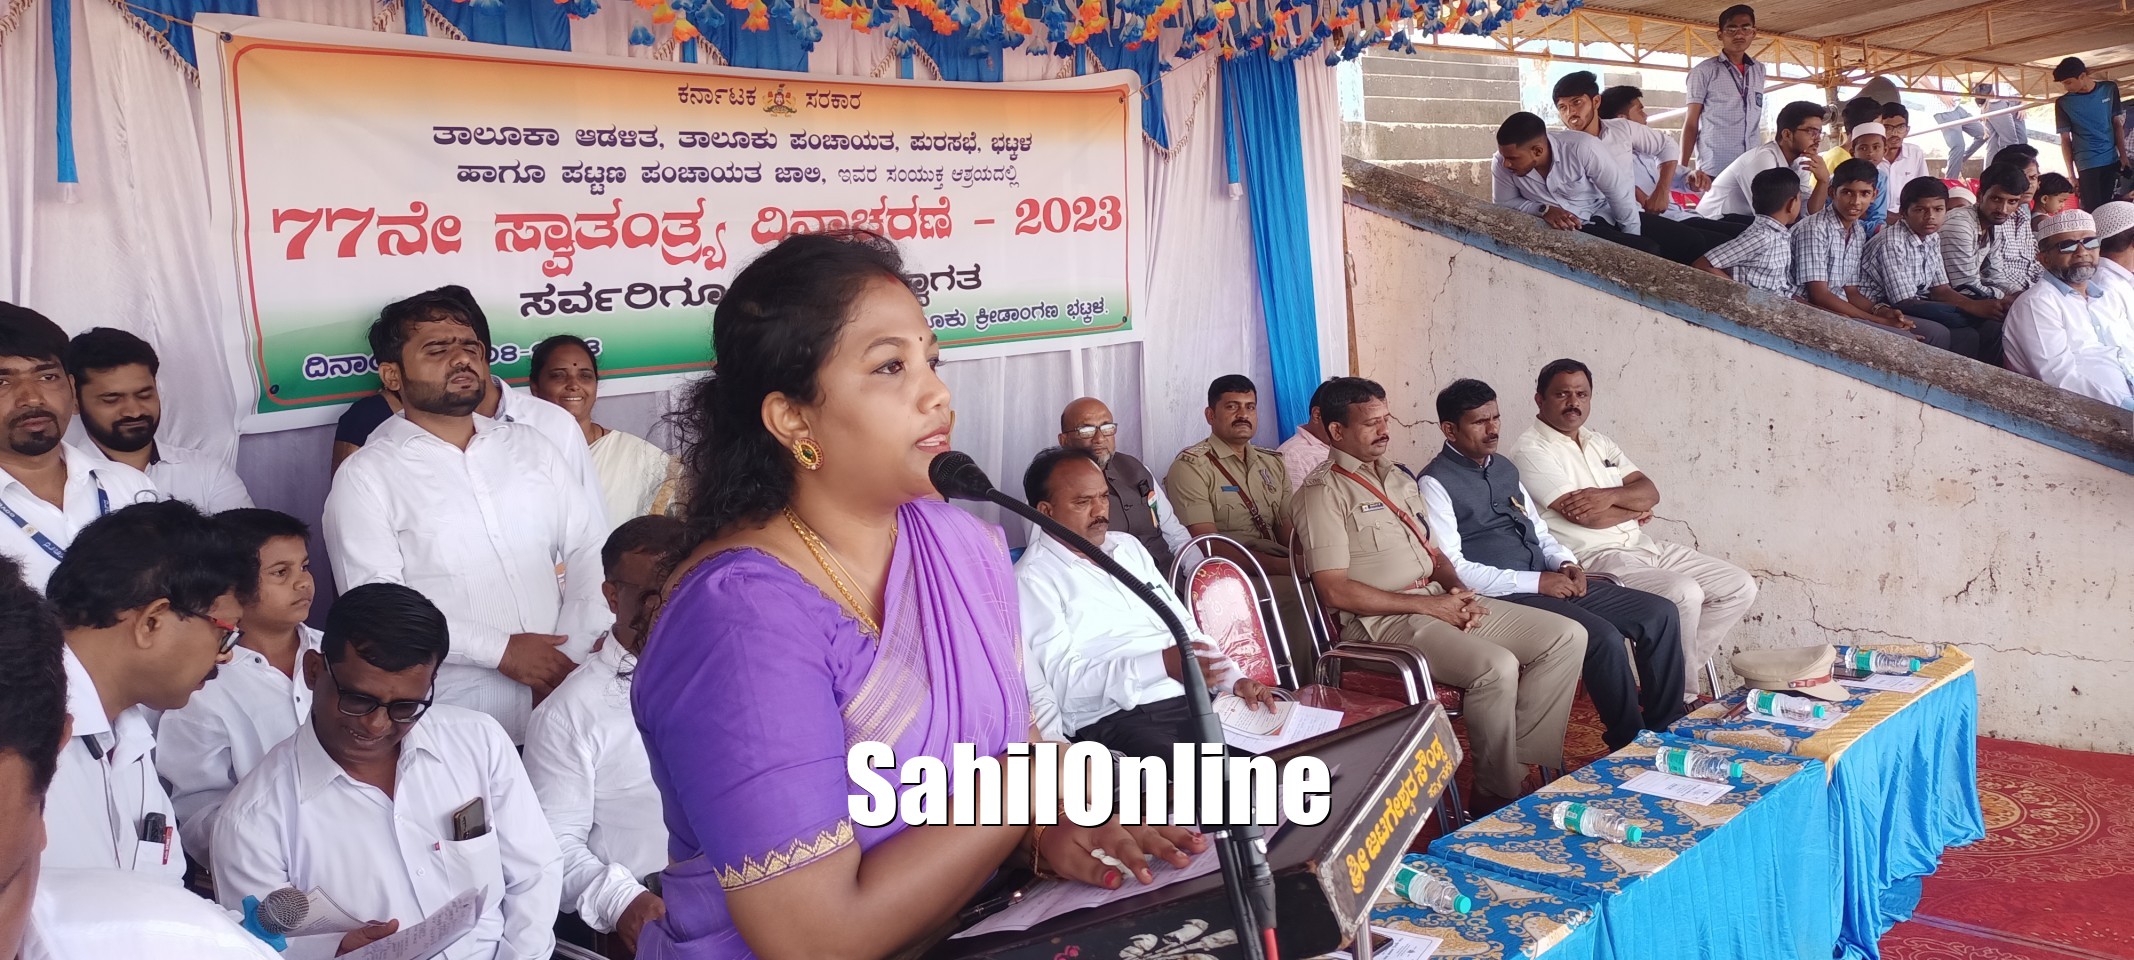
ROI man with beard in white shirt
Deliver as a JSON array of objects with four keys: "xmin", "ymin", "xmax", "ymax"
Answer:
[
  {"xmin": 0, "ymin": 305, "xmax": 159, "ymax": 593},
  {"xmin": 213, "ymin": 583, "xmax": 563, "ymax": 960},
  {"xmin": 2004, "ymin": 210, "xmax": 2134, "ymax": 407},
  {"xmin": 0, "ymin": 555, "xmax": 279, "ymax": 960},
  {"xmin": 523, "ymin": 516, "xmax": 685, "ymax": 955},
  {"xmin": 324, "ymin": 289, "xmax": 610, "ymax": 743},
  {"xmin": 157, "ymin": 508, "xmax": 321, "ymax": 865},
  {"xmin": 43, "ymin": 501, "xmax": 249, "ymax": 884},
  {"xmin": 328, "ymin": 286, "xmax": 605, "ymax": 527},
  {"xmin": 65, "ymin": 328, "xmax": 252, "ymax": 514}
]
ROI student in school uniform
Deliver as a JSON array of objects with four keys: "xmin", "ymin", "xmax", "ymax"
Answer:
[
  {"xmin": 1793, "ymin": 159, "xmax": 1956, "ymax": 349},
  {"xmin": 1694, "ymin": 167, "xmax": 1805, "ymax": 295}
]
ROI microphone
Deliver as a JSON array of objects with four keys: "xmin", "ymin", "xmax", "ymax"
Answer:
[
  {"xmin": 240, "ymin": 886, "xmax": 314, "ymax": 950},
  {"xmin": 927, "ymin": 451, "xmax": 1278, "ymax": 959}
]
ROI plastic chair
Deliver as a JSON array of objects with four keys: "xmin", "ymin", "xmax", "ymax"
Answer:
[{"xmin": 1175, "ymin": 539, "xmax": 1405, "ymax": 728}]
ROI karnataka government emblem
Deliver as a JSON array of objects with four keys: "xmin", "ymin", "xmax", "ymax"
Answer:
[{"xmin": 764, "ymin": 83, "xmax": 797, "ymax": 115}]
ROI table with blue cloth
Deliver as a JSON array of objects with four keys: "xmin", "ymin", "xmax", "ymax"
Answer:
[
  {"xmin": 1670, "ymin": 644, "xmax": 1986, "ymax": 960},
  {"xmin": 1367, "ymin": 853, "xmax": 1603, "ymax": 959},
  {"xmin": 1427, "ymin": 734, "xmax": 1836, "ymax": 960}
]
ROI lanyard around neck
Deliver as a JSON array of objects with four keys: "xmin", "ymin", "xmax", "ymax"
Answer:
[{"xmin": 0, "ymin": 471, "xmax": 110, "ymax": 562}]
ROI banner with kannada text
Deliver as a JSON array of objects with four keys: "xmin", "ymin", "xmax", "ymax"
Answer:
[{"xmin": 198, "ymin": 18, "xmax": 1145, "ymax": 432}]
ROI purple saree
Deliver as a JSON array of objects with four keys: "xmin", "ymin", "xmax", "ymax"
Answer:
[{"xmin": 632, "ymin": 497, "xmax": 1028, "ymax": 959}]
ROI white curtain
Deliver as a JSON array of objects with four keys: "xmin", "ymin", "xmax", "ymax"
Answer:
[{"xmin": 0, "ymin": 0, "xmax": 1345, "ymax": 553}]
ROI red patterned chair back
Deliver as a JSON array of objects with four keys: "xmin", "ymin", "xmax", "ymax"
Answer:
[{"xmin": 1186, "ymin": 557, "xmax": 1281, "ymax": 688}]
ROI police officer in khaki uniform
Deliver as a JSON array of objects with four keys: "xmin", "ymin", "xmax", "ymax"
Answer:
[
  {"xmin": 1165, "ymin": 375, "xmax": 1316, "ymax": 677},
  {"xmin": 1291, "ymin": 377, "xmax": 1585, "ymax": 813}
]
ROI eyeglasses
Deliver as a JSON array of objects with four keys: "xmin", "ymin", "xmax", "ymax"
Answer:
[
  {"xmin": 323, "ymin": 661, "xmax": 435, "ymax": 723},
  {"xmin": 1720, "ymin": 23, "xmax": 1757, "ymax": 34},
  {"xmin": 2045, "ymin": 237, "xmax": 2102, "ymax": 254},
  {"xmin": 1071, "ymin": 422, "xmax": 1119, "ymax": 440},
  {"xmin": 181, "ymin": 612, "xmax": 242, "ymax": 656}
]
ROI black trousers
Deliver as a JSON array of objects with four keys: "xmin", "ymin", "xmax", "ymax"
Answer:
[
  {"xmin": 1079, "ymin": 694, "xmax": 1198, "ymax": 757},
  {"xmin": 2079, "ymin": 164, "xmax": 2122, "ymax": 211},
  {"xmin": 1579, "ymin": 218, "xmax": 1662, "ymax": 258},
  {"xmin": 1639, "ymin": 213, "xmax": 1734, "ymax": 264},
  {"xmin": 1502, "ymin": 580, "xmax": 1688, "ymax": 750}
]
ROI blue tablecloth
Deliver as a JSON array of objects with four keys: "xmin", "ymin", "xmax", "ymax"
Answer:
[
  {"xmin": 1428, "ymin": 734, "xmax": 1837, "ymax": 960},
  {"xmin": 1671, "ymin": 648, "xmax": 1986, "ymax": 960},
  {"xmin": 1368, "ymin": 854, "xmax": 1602, "ymax": 960}
]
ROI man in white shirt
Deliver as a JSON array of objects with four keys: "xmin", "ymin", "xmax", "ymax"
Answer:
[
  {"xmin": 2004, "ymin": 210, "xmax": 2134, "ymax": 408},
  {"xmin": 1491, "ymin": 112, "xmax": 1657, "ymax": 257},
  {"xmin": 1057, "ymin": 397, "xmax": 1193, "ymax": 573},
  {"xmin": 1696, "ymin": 100, "xmax": 1832, "ymax": 221},
  {"xmin": 65, "ymin": 329, "xmax": 252, "ymax": 514},
  {"xmin": 2084, "ymin": 201, "xmax": 2134, "ymax": 372},
  {"xmin": 0, "ymin": 569, "xmax": 277, "ymax": 960},
  {"xmin": 1507, "ymin": 360, "xmax": 1759, "ymax": 698},
  {"xmin": 1878, "ymin": 103, "xmax": 1934, "ymax": 208},
  {"xmin": 1553, "ymin": 71, "xmax": 1737, "ymax": 264},
  {"xmin": 44, "ymin": 500, "xmax": 249, "ymax": 883},
  {"xmin": 523, "ymin": 516, "xmax": 683, "ymax": 954},
  {"xmin": 0, "ymin": 305, "xmax": 160, "ymax": 593},
  {"xmin": 324, "ymin": 290, "xmax": 611, "ymax": 743},
  {"xmin": 1016, "ymin": 448, "xmax": 1274, "ymax": 753},
  {"xmin": 1681, "ymin": 5, "xmax": 1767, "ymax": 191},
  {"xmin": 213, "ymin": 583, "xmax": 563, "ymax": 960},
  {"xmin": 157, "ymin": 508, "xmax": 321, "ymax": 864},
  {"xmin": 1418, "ymin": 380, "xmax": 1686, "ymax": 750}
]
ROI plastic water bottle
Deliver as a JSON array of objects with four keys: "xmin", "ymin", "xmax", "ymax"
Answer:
[
  {"xmin": 1390, "ymin": 863, "xmax": 1473, "ymax": 914},
  {"xmin": 1835, "ymin": 646, "xmax": 1921, "ymax": 675},
  {"xmin": 1549, "ymin": 801, "xmax": 1644, "ymax": 843},
  {"xmin": 1745, "ymin": 690, "xmax": 1828, "ymax": 721},
  {"xmin": 1653, "ymin": 745, "xmax": 1742, "ymax": 782},
  {"xmin": 1691, "ymin": 728, "xmax": 1798, "ymax": 754}
]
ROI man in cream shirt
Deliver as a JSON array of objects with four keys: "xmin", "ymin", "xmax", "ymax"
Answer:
[
  {"xmin": 1508, "ymin": 359, "xmax": 1758, "ymax": 697},
  {"xmin": 213, "ymin": 583, "xmax": 562, "ymax": 960}
]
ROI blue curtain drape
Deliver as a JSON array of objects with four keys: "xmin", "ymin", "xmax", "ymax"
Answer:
[
  {"xmin": 1220, "ymin": 56, "xmax": 1317, "ymax": 439},
  {"xmin": 699, "ymin": 8, "xmax": 811, "ymax": 72},
  {"xmin": 1083, "ymin": 34, "xmax": 1166, "ymax": 148},
  {"xmin": 911, "ymin": 30, "xmax": 1004, "ymax": 82},
  {"xmin": 428, "ymin": 0, "xmax": 574, "ymax": 50}
]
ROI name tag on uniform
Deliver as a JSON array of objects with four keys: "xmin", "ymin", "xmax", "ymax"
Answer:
[
  {"xmin": 1359, "ymin": 501, "xmax": 1387, "ymax": 513},
  {"xmin": 1220, "ymin": 485, "xmax": 1240, "ymax": 493}
]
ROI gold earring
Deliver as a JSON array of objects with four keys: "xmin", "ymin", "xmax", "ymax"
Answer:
[{"xmin": 792, "ymin": 438, "xmax": 823, "ymax": 471}]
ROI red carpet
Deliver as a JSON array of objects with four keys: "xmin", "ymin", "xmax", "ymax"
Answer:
[{"xmin": 1393, "ymin": 683, "xmax": 2134, "ymax": 956}]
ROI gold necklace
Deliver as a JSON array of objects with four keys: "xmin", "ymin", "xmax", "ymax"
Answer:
[{"xmin": 783, "ymin": 507, "xmax": 883, "ymax": 635}]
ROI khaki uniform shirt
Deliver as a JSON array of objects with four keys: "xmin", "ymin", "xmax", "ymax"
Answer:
[
  {"xmin": 1291, "ymin": 448, "xmax": 1439, "ymax": 594},
  {"xmin": 1165, "ymin": 436, "xmax": 1292, "ymax": 555}
]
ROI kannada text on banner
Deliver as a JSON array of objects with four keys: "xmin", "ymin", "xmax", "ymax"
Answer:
[{"xmin": 206, "ymin": 23, "xmax": 1143, "ymax": 427}]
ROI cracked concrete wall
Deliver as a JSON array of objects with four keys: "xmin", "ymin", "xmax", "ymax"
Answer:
[{"xmin": 1342, "ymin": 203, "xmax": 2134, "ymax": 754}]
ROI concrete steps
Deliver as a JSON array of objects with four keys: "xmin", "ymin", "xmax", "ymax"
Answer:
[
  {"xmin": 1364, "ymin": 96, "xmax": 1519, "ymax": 126},
  {"xmin": 1378, "ymin": 159, "xmax": 1495, "ymax": 201},
  {"xmin": 1361, "ymin": 73, "xmax": 1523, "ymax": 101},
  {"xmin": 1358, "ymin": 52, "xmax": 1518, "ymax": 81},
  {"xmin": 1346, "ymin": 121, "xmax": 1502, "ymax": 163}
]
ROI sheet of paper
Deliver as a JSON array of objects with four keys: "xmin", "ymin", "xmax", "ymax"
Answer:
[
  {"xmin": 953, "ymin": 819, "xmax": 1288, "ymax": 939},
  {"xmin": 341, "ymin": 887, "xmax": 483, "ymax": 960},
  {"xmin": 1222, "ymin": 701, "xmax": 1342, "ymax": 753},
  {"xmin": 1321, "ymin": 928, "xmax": 1443, "ymax": 960},
  {"xmin": 1620, "ymin": 770, "xmax": 1735, "ymax": 805},
  {"xmin": 1842, "ymin": 673, "xmax": 1931, "ymax": 694},
  {"xmin": 295, "ymin": 887, "xmax": 370, "ymax": 935},
  {"xmin": 1215, "ymin": 694, "xmax": 1293, "ymax": 736}
]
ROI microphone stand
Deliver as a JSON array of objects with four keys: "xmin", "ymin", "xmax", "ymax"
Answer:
[{"xmin": 959, "ymin": 485, "xmax": 1278, "ymax": 960}]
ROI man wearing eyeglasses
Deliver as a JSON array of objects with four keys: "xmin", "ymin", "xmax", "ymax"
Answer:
[
  {"xmin": 2004, "ymin": 209, "xmax": 2134, "ymax": 408},
  {"xmin": 214, "ymin": 583, "xmax": 563, "ymax": 960},
  {"xmin": 1681, "ymin": 5, "xmax": 1766, "ymax": 193},
  {"xmin": 1057, "ymin": 397, "xmax": 1193, "ymax": 573},
  {"xmin": 42, "ymin": 500, "xmax": 250, "ymax": 885}
]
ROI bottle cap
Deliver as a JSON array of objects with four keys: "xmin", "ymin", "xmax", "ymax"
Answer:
[
  {"xmin": 1624, "ymin": 824, "xmax": 1643, "ymax": 844},
  {"xmin": 1810, "ymin": 703, "xmax": 1828, "ymax": 718},
  {"xmin": 1453, "ymin": 894, "xmax": 1474, "ymax": 914},
  {"xmin": 1728, "ymin": 760, "xmax": 1744, "ymax": 779},
  {"xmin": 1907, "ymin": 657, "xmax": 1922, "ymax": 672}
]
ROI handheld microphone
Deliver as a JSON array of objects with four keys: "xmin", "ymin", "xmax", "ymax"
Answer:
[
  {"xmin": 240, "ymin": 887, "xmax": 310, "ymax": 951},
  {"xmin": 926, "ymin": 451, "xmax": 1278, "ymax": 958}
]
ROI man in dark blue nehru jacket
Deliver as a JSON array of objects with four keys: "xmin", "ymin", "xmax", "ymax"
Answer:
[{"xmin": 1419, "ymin": 379, "xmax": 1687, "ymax": 749}]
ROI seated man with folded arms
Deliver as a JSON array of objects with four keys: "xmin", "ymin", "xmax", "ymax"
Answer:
[
  {"xmin": 157, "ymin": 508, "xmax": 321, "ymax": 867},
  {"xmin": 1509, "ymin": 360, "xmax": 1758, "ymax": 699},
  {"xmin": 1057, "ymin": 396, "xmax": 1192, "ymax": 574},
  {"xmin": 1861, "ymin": 177, "xmax": 2007, "ymax": 362},
  {"xmin": 1693, "ymin": 167, "xmax": 1805, "ymax": 295},
  {"xmin": 213, "ymin": 583, "xmax": 563, "ymax": 960},
  {"xmin": 0, "ymin": 555, "xmax": 281, "ymax": 960},
  {"xmin": 1421, "ymin": 380, "xmax": 1687, "ymax": 750},
  {"xmin": 524, "ymin": 516, "xmax": 686, "ymax": 954},
  {"xmin": 1793, "ymin": 159, "xmax": 1955, "ymax": 348},
  {"xmin": 1491, "ymin": 111, "xmax": 1660, "ymax": 257},
  {"xmin": 44, "ymin": 501, "xmax": 248, "ymax": 885},
  {"xmin": 1017, "ymin": 447, "xmax": 1275, "ymax": 754},
  {"xmin": 1292, "ymin": 378, "xmax": 1585, "ymax": 815},
  {"xmin": 1941, "ymin": 162, "xmax": 2044, "ymax": 308}
]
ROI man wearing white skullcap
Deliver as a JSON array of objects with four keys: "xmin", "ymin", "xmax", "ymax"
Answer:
[
  {"xmin": 2004, "ymin": 209, "xmax": 2134, "ymax": 407},
  {"xmin": 2084, "ymin": 201, "xmax": 2134, "ymax": 386}
]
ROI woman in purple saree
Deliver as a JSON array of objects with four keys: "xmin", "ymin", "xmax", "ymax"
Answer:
[{"xmin": 634, "ymin": 233, "xmax": 1203, "ymax": 960}]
